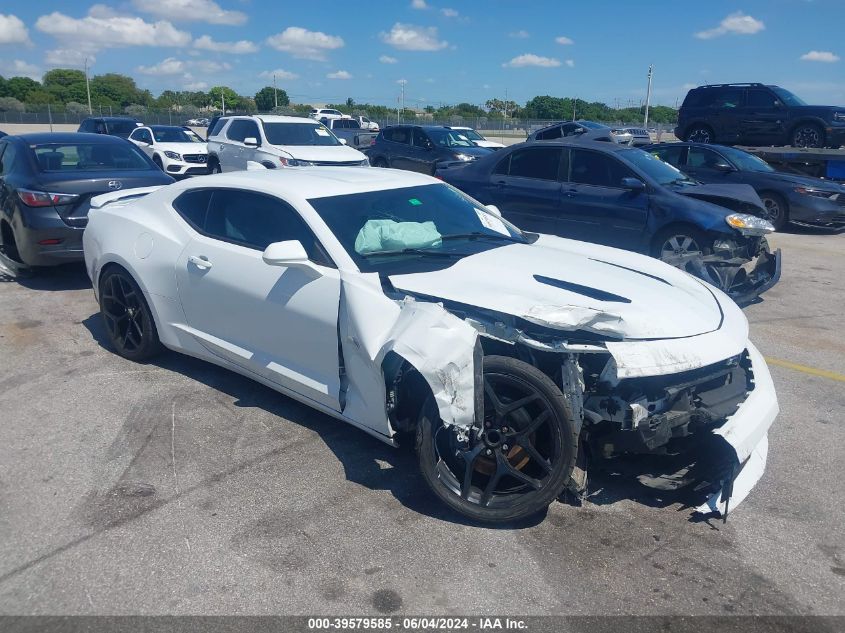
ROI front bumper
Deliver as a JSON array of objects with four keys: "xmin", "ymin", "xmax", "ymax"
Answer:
[
  {"xmin": 786, "ymin": 191, "xmax": 845, "ymax": 230},
  {"xmin": 164, "ymin": 161, "xmax": 209, "ymax": 176}
]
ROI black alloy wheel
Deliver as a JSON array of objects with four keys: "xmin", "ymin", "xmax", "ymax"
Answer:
[
  {"xmin": 417, "ymin": 355, "xmax": 578, "ymax": 523},
  {"xmin": 791, "ymin": 124, "xmax": 824, "ymax": 149},
  {"xmin": 99, "ymin": 268, "xmax": 162, "ymax": 361},
  {"xmin": 686, "ymin": 126, "xmax": 714, "ymax": 143},
  {"xmin": 759, "ymin": 192, "xmax": 789, "ymax": 231}
]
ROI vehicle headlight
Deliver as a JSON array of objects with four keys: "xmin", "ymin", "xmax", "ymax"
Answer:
[
  {"xmin": 794, "ymin": 186, "xmax": 836, "ymax": 199},
  {"xmin": 279, "ymin": 157, "xmax": 314, "ymax": 167},
  {"xmin": 726, "ymin": 213, "xmax": 775, "ymax": 235},
  {"xmin": 358, "ymin": 158, "xmax": 370, "ymax": 166},
  {"xmin": 833, "ymin": 112, "xmax": 845, "ymax": 122},
  {"xmin": 163, "ymin": 151, "xmax": 182, "ymax": 160},
  {"xmin": 455, "ymin": 153, "xmax": 475, "ymax": 162}
]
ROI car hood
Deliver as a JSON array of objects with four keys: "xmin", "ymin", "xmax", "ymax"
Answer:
[
  {"xmin": 155, "ymin": 142, "xmax": 207, "ymax": 154},
  {"xmin": 271, "ymin": 144, "xmax": 366, "ymax": 162},
  {"xmin": 756, "ymin": 170, "xmax": 843, "ymax": 192},
  {"xmin": 473, "ymin": 140, "xmax": 505, "ymax": 149},
  {"xmin": 672, "ymin": 182, "xmax": 766, "ymax": 213},
  {"xmin": 389, "ymin": 234, "xmax": 732, "ymax": 341},
  {"xmin": 790, "ymin": 105, "xmax": 845, "ymax": 116}
]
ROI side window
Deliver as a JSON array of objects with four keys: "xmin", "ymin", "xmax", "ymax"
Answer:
[
  {"xmin": 569, "ymin": 149, "xmax": 634, "ymax": 187},
  {"xmin": 687, "ymin": 147, "xmax": 725, "ymax": 169},
  {"xmin": 508, "ymin": 147, "xmax": 563, "ymax": 181},
  {"xmin": 412, "ymin": 129, "xmax": 431, "ymax": 148},
  {"xmin": 134, "ymin": 129, "xmax": 152, "ymax": 144},
  {"xmin": 172, "ymin": 189, "xmax": 212, "ymax": 229},
  {"xmin": 79, "ymin": 120, "xmax": 92, "ymax": 132},
  {"xmin": 244, "ymin": 120, "xmax": 260, "ymax": 140},
  {"xmin": 209, "ymin": 118, "xmax": 227, "ymax": 137},
  {"xmin": 493, "ymin": 154, "xmax": 510, "ymax": 175},
  {"xmin": 535, "ymin": 125, "xmax": 562, "ymax": 140},
  {"xmin": 0, "ymin": 143, "xmax": 16, "ymax": 176},
  {"xmin": 226, "ymin": 120, "xmax": 249, "ymax": 142},
  {"xmin": 385, "ymin": 128, "xmax": 410, "ymax": 144},
  {"xmin": 712, "ymin": 89, "xmax": 743, "ymax": 109},
  {"xmin": 651, "ymin": 145, "xmax": 686, "ymax": 167},
  {"xmin": 746, "ymin": 89, "xmax": 779, "ymax": 108},
  {"xmin": 203, "ymin": 190, "xmax": 332, "ymax": 265}
]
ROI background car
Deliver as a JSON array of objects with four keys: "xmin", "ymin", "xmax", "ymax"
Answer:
[
  {"xmin": 207, "ymin": 115, "xmax": 369, "ymax": 172},
  {"xmin": 438, "ymin": 138, "xmax": 780, "ymax": 303},
  {"xmin": 83, "ymin": 168, "xmax": 776, "ymax": 523},
  {"xmin": 77, "ymin": 116, "xmax": 143, "ymax": 139},
  {"xmin": 367, "ymin": 125, "xmax": 493, "ymax": 175},
  {"xmin": 530, "ymin": 120, "xmax": 634, "ymax": 145},
  {"xmin": 309, "ymin": 108, "xmax": 344, "ymax": 122},
  {"xmin": 646, "ymin": 142, "xmax": 845, "ymax": 231},
  {"xmin": 128, "ymin": 125, "xmax": 209, "ymax": 177},
  {"xmin": 354, "ymin": 115, "xmax": 379, "ymax": 132},
  {"xmin": 616, "ymin": 126, "xmax": 652, "ymax": 147},
  {"xmin": 0, "ymin": 132, "xmax": 173, "ymax": 273},
  {"xmin": 448, "ymin": 126, "xmax": 505, "ymax": 149},
  {"xmin": 675, "ymin": 83, "xmax": 845, "ymax": 149}
]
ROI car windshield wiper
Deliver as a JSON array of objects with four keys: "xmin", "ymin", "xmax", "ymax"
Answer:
[
  {"xmin": 668, "ymin": 178, "xmax": 697, "ymax": 186},
  {"xmin": 360, "ymin": 247, "xmax": 467, "ymax": 258},
  {"xmin": 439, "ymin": 232, "xmax": 526, "ymax": 243}
]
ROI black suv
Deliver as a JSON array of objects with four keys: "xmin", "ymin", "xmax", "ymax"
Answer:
[
  {"xmin": 676, "ymin": 83, "xmax": 845, "ymax": 149},
  {"xmin": 367, "ymin": 125, "xmax": 492, "ymax": 175},
  {"xmin": 77, "ymin": 117, "xmax": 142, "ymax": 139}
]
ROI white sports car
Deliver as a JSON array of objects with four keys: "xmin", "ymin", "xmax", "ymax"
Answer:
[
  {"xmin": 128, "ymin": 125, "xmax": 209, "ymax": 177},
  {"xmin": 83, "ymin": 169, "xmax": 778, "ymax": 523}
]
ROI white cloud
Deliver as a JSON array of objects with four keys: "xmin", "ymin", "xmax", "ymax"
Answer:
[
  {"xmin": 266, "ymin": 26, "xmax": 344, "ymax": 60},
  {"xmin": 508, "ymin": 30, "xmax": 529, "ymax": 39},
  {"xmin": 35, "ymin": 8, "xmax": 191, "ymax": 52},
  {"xmin": 132, "ymin": 0, "xmax": 247, "ymax": 25},
  {"xmin": 0, "ymin": 13, "xmax": 30, "ymax": 45},
  {"xmin": 2, "ymin": 59, "xmax": 40, "ymax": 80},
  {"xmin": 381, "ymin": 23, "xmax": 448, "ymax": 51},
  {"xmin": 193, "ymin": 34, "xmax": 257, "ymax": 54},
  {"xmin": 45, "ymin": 49, "xmax": 93, "ymax": 67},
  {"xmin": 259, "ymin": 69, "xmax": 299, "ymax": 80},
  {"xmin": 565, "ymin": 59, "xmax": 575, "ymax": 67},
  {"xmin": 379, "ymin": 55, "xmax": 398, "ymax": 64},
  {"xmin": 695, "ymin": 12, "xmax": 764, "ymax": 39},
  {"xmin": 411, "ymin": 0, "xmax": 428, "ymax": 8},
  {"xmin": 555, "ymin": 36, "xmax": 574, "ymax": 45},
  {"xmin": 137, "ymin": 57, "xmax": 186, "ymax": 75},
  {"xmin": 191, "ymin": 59, "xmax": 231, "ymax": 73},
  {"xmin": 441, "ymin": 8, "xmax": 459, "ymax": 17},
  {"xmin": 327, "ymin": 70, "xmax": 352, "ymax": 80},
  {"xmin": 800, "ymin": 50, "xmax": 840, "ymax": 63},
  {"xmin": 185, "ymin": 80, "xmax": 208, "ymax": 90},
  {"xmin": 502, "ymin": 53, "xmax": 561, "ymax": 68}
]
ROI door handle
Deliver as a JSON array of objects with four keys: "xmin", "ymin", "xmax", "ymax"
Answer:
[
  {"xmin": 564, "ymin": 188, "xmax": 577, "ymax": 197},
  {"xmin": 188, "ymin": 255, "xmax": 212, "ymax": 269},
  {"xmin": 495, "ymin": 180, "xmax": 506, "ymax": 187}
]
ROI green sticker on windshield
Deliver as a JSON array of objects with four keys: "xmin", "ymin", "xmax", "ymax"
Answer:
[{"xmin": 408, "ymin": 198, "xmax": 422, "ymax": 206}]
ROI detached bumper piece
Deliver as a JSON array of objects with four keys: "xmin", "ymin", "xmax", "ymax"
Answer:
[{"xmin": 687, "ymin": 241, "xmax": 782, "ymax": 305}]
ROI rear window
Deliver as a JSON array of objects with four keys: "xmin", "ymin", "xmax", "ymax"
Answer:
[
  {"xmin": 682, "ymin": 88, "xmax": 742, "ymax": 109},
  {"xmin": 30, "ymin": 143, "xmax": 151, "ymax": 172}
]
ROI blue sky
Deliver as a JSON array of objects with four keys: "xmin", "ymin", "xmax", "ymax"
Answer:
[{"xmin": 1, "ymin": 0, "xmax": 843, "ymax": 108}]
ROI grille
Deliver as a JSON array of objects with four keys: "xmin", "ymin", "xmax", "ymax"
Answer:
[
  {"xmin": 627, "ymin": 128, "xmax": 649, "ymax": 136},
  {"xmin": 311, "ymin": 160, "xmax": 363, "ymax": 167},
  {"xmin": 183, "ymin": 154, "xmax": 207, "ymax": 163}
]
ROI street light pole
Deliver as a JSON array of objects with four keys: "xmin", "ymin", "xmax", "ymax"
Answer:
[
  {"xmin": 274, "ymin": 74, "xmax": 278, "ymax": 109},
  {"xmin": 644, "ymin": 64, "xmax": 654, "ymax": 128},
  {"xmin": 221, "ymin": 87, "xmax": 226, "ymax": 115},
  {"xmin": 84, "ymin": 57, "xmax": 92, "ymax": 115}
]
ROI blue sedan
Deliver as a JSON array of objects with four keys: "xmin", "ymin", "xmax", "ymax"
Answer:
[{"xmin": 437, "ymin": 138, "xmax": 781, "ymax": 304}]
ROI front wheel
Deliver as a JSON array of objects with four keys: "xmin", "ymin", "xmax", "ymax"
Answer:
[
  {"xmin": 371, "ymin": 157, "xmax": 388, "ymax": 168},
  {"xmin": 652, "ymin": 226, "xmax": 712, "ymax": 269},
  {"xmin": 416, "ymin": 355, "xmax": 578, "ymax": 523},
  {"xmin": 758, "ymin": 192, "xmax": 789, "ymax": 231},
  {"xmin": 791, "ymin": 124, "xmax": 824, "ymax": 148},
  {"xmin": 684, "ymin": 125, "xmax": 714, "ymax": 144},
  {"xmin": 99, "ymin": 268, "xmax": 162, "ymax": 362}
]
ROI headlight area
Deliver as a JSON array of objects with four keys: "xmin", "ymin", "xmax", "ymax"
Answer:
[
  {"xmin": 794, "ymin": 186, "xmax": 837, "ymax": 199},
  {"xmin": 725, "ymin": 213, "xmax": 775, "ymax": 236},
  {"xmin": 163, "ymin": 151, "xmax": 182, "ymax": 161}
]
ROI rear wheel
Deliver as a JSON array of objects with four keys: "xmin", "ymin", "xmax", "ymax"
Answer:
[
  {"xmin": 99, "ymin": 268, "xmax": 162, "ymax": 362},
  {"xmin": 758, "ymin": 191, "xmax": 789, "ymax": 230},
  {"xmin": 0, "ymin": 221, "xmax": 23, "ymax": 264},
  {"xmin": 416, "ymin": 355, "xmax": 578, "ymax": 523},
  {"xmin": 207, "ymin": 158, "xmax": 222, "ymax": 174},
  {"xmin": 684, "ymin": 124, "xmax": 714, "ymax": 144}
]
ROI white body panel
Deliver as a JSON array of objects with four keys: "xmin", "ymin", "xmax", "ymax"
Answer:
[{"xmin": 128, "ymin": 126, "xmax": 208, "ymax": 176}]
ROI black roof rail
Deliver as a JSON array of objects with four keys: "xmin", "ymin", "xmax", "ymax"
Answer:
[{"xmin": 696, "ymin": 82, "xmax": 767, "ymax": 89}]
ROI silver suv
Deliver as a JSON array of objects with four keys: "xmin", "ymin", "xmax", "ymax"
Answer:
[{"xmin": 207, "ymin": 115, "xmax": 369, "ymax": 172}]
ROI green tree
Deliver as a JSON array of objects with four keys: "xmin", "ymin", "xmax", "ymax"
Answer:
[
  {"xmin": 5, "ymin": 76, "xmax": 41, "ymax": 102},
  {"xmin": 66, "ymin": 101, "xmax": 88, "ymax": 115},
  {"xmin": 254, "ymin": 86, "xmax": 288, "ymax": 111},
  {"xmin": 89, "ymin": 73, "xmax": 143, "ymax": 108},
  {"xmin": 208, "ymin": 86, "xmax": 239, "ymax": 111},
  {"xmin": 42, "ymin": 69, "xmax": 87, "ymax": 103},
  {"xmin": 0, "ymin": 97, "xmax": 24, "ymax": 112}
]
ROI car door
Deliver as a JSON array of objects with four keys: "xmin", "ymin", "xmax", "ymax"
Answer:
[
  {"xmin": 385, "ymin": 127, "xmax": 412, "ymax": 170},
  {"xmin": 561, "ymin": 148, "xmax": 649, "ymax": 249},
  {"xmin": 707, "ymin": 88, "xmax": 744, "ymax": 143},
  {"xmin": 128, "ymin": 128, "xmax": 154, "ymax": 157},
  {"xmin": 173, "ymin": 188, "xmax": 342, "ymax": 411},
  {"xmin": 683, "ymin": 146, "xmax": 734, "ymax": 183},
  {"xmin": 485, "ymin": 146, "xmax": 564, "ymax": 233},
  {"xmin": 738, "ymin": 88, "xmax": 785, "ymax": 145},
  {"xmin": 220, "ymin": 119, "xmax": 249, "ymax": 171},
  {"xmin": 410, "ymin": 128, "xmax": 436, "ymax": 174}
]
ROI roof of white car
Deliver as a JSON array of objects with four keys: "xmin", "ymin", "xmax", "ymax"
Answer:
[
  {"xmin": 171, "ymin": 167, "xmax": 438, "ymax": 200},
  {"xmin": 230, "ymin": 115, "xmax": 320, "ymax": 124}
]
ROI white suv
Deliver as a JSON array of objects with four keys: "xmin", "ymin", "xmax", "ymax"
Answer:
[
  {"xmin": 309, "ymin": 108, "xmax": 344, "ymax": 122},
  {"xmin": 207, "ymin": 115, "xmax": 369, "ymax": 172}
]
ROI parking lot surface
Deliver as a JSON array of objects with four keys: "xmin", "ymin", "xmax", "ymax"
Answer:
[{"xmin": 0, "ymin": 228, "xmax": 842, "ymax": 616}]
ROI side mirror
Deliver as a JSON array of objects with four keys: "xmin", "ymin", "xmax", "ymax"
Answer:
[
  {"xmin": 484, "ymin": 204, "xmax": 503, "ymax": 218},
  {"xmin": 244, "ymin": 136, "xmax": 260, "ymax": 147},
  {"xmin": 339, "ymin": 138, "xmax": 348, "ymax": 145},
  {"xmin": 262, "ymin": 240, "xmax": 315, "ymax": 271},
  {"xmin": 714, "ymin": 162, "xmax": 734, "ymax": 172},
  {"xmin": 621, "ymin": 177, "xmax": 646, "ymax": 192}
]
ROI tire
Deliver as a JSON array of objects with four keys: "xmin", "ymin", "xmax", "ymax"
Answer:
[
  {"xmin": 0, "ymin": 220, "xmax": 23, "ymax": 264},
  {"xmin": 791, "ymin": 123, "xmax": 824, "ymax": 149},
  {"xmin": 651, "ymin": 225, "xmax": 713, "ymax": 268},
  {"xmin": 416, "ymin": 355, "xmax": 578, "ymax": 523},
  {"xmin": 684, "ymin": 124, "xmax": 714, "ymax": 144},
  {"xmin": 152, "ymin": 155, "xmax": 164, "ymax": 171},
  {"xmin": 371, "ymin": 157, "xmax": 388, "ymax": 168},
  {"xmin": 98, "ymin": 267, "xmax": 163, "ymax": 362},
  {"xmin": 207, "ymin": 158, "xmax": 222, "ymax": 174},
  {"xmin": 758, "ymin": 191, "xmax": 789, "ymax": 231}
]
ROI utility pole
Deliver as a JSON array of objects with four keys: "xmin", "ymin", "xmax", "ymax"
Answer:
[
  {"xmin": 572, "ymin": 97, "xmax": 577, "ymax": 121},
  {"xmin": 644, "ymin": 64, "xmax": 654, "ymax": 128},
  {"xmin": 273, "ymin": 74, "xmax": 278, "ymax": 109},
  {"xmin": 84, "ymin": 57, "xmax": 92, "ymax": 115},
  {"xmin": 221, "ymin": 87, "xmax": 226, "ymax": 115}
]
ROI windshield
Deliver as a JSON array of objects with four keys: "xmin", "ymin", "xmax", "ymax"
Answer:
[
  {"xmin": 771, "ymin": 87, "xmax": 807, "ymax": 107},
  {"xmin": 31, "ymin": 143, "xmax": 152, "ymax": 172},
  {"xmin": 150, "ymin": 127, "xmax": 203, "ymax": 143},
  {"xmin": 577, "ymin": 121, "xmax": 608, "ymax": 130},
  {"xmin": 458, "ymin": 129, "xmax": 484, "ymax": 141},
  {"xmin": 263, "ymin": 122, "xmax": 341, "ymax": 146},
  {"xmin": 622, "ymin": 148, "xmax": 695, "ymax": 185},
  {"xmin": 308, "ymin": 183, "xmax": 527, "ymax": 272},
  {"xmin": 102, "ymin": 120, "xmax": 139, "ymax": 136},
  {"xmin": 427, "ymin": 129, "xmax": 475, "ymax": 148},
  {"xmin": 718, "ymin": 146, "xmax": 775, "ymax": 172}
]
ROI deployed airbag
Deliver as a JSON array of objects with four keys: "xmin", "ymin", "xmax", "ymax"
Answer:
[{"xmin": 354, "ymin": 219, "xmax": 442, "ymax": 254}]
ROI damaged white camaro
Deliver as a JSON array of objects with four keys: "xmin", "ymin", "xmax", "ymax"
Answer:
[{"xmin": 83, "ymin": 168, "xmax": 778, "ymax": 523}]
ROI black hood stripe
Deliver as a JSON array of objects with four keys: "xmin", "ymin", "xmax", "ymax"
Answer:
[{"xmin": 533, "ymin": 275, "xmax": 632, "ymax": 303}]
